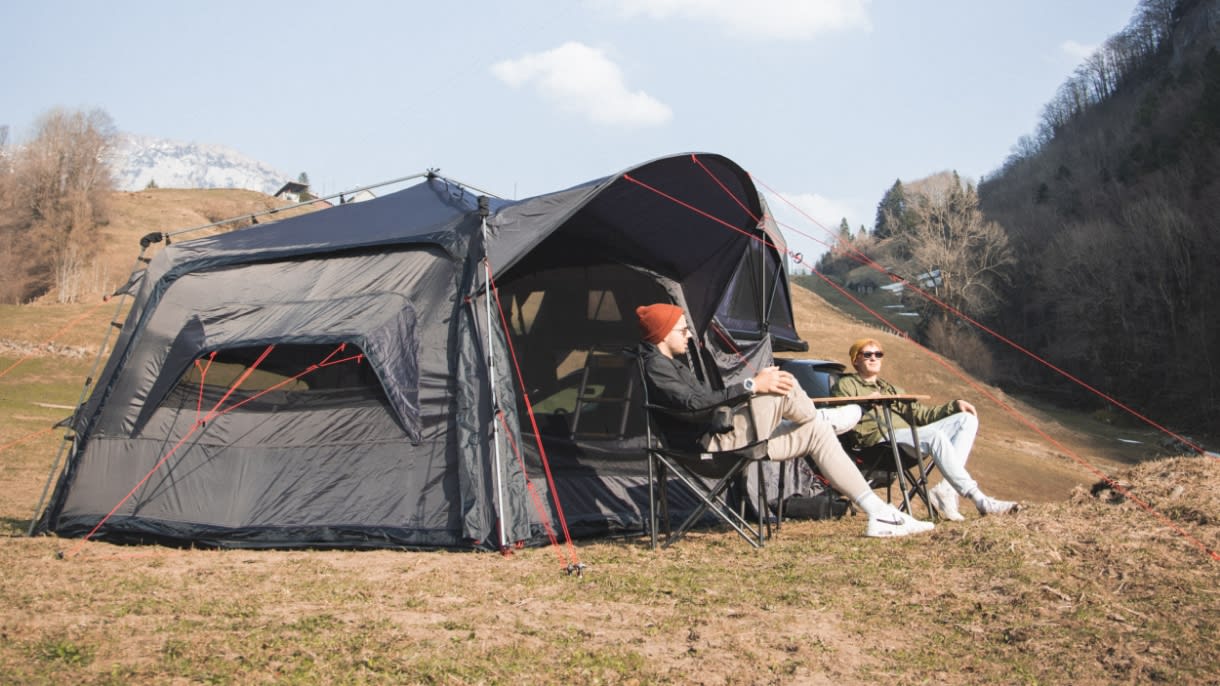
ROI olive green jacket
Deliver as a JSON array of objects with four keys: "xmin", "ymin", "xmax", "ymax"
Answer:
[{"xmin": 831, "ymin": 373, "xmax": 960, "ymax": 449}]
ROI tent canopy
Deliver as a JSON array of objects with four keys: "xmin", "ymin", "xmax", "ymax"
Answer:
[{"xmin": 37, "ymin": 152, "xmax": 807, "ymax": 550}]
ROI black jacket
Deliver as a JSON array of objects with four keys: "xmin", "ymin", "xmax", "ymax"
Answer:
[{"xmin": 639, "ymin": 343, "xmax": 751, "ymax": 450}]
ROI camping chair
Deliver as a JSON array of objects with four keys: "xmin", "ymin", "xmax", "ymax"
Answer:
[
  {"xmin": 778, "ymin": 359, "xmax": 939, "ymax": 519},
  {"xmin": 846, "ymin": 435, "xmax": 936, "ymax": 517},
  {"xmin": 637, "ymin": 357, "xmax": 774, "ymax": 549}
]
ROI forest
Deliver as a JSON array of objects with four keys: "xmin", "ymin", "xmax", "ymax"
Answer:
[{"xmin": 815, "ymin": 0, "xmax": 1219, "ymax": 430}]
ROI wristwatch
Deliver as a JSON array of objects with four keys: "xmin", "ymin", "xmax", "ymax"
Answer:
[{"xmin": 743, "ymin": 377, "xmax": 756, "ymax": 394}]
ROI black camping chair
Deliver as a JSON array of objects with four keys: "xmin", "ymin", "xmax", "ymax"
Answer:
[
  {"xmin": 637, "ymin": 356, "xmax": 773, "ymax": 549},
  {"xmin": 779, "ymin": 359, "xmax": 939, "ymax": 519},
  {"xmin": 845, "ymin": 431, "xmax": 936, "ymax": 517}
]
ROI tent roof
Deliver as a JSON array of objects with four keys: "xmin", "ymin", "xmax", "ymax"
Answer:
[
  {"xmin": 146, "ymin": 177, "xmax": 489, "ymax": 279},
  {"xmin": 141, "ymin": 152, "xmax": 772, "ymax": 334},
  {"xmin": 490, "ymin": 153, "xmax": 764, "ymax": 331}
]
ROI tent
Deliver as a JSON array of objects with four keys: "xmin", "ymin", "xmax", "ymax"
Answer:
[{"xmin": 35, "ymin": 152, "xmax": 807, "ymax": 550}]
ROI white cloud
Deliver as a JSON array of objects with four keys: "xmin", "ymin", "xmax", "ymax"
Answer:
[
  {"xmin": 606, "ymin": 0, "xmax": 872, "ymax": 40},
  {"xmin": 1061, "ymin": 39, "xmax": 1096, "ymax": 62},
  {"xmin": 491, "ymin": 42, "xmax": 673, "ymax": 128}
]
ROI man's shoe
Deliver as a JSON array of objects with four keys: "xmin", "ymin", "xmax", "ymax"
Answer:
[
  {"xmin": 975, "ymin": 495, "xmax": 1021, "ymax": 516},
  {"xmin": 929, "ymin": 481, "xmax": 965, "ymax": 522},
  {"xmin": 817, "ymin": 404, "xmax": 862, "ymax": 435},
  {"xmin": 865, "ymin": 508, "xmax": 935, "ymax": 538}
]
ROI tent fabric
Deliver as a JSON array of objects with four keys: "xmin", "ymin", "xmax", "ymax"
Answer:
[{"xmin": 36, "ymin": 152, "xmax": 807, "ymax": 550}]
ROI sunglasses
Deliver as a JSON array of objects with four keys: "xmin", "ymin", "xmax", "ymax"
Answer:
[{"xmin": 858, "ymin": 351, "xmax": 885, "ymax": 359}]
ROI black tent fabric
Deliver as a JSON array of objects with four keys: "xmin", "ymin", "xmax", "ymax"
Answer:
[{"xmin": 36, "ymin": 152, "xmax": 807, "ymax": 550}]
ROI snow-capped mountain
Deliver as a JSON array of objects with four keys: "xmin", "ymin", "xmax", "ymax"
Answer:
[{"xmin": 108, "ymin": 134, "xmax": 291, "ymax": 195}]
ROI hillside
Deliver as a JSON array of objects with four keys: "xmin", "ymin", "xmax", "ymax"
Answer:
[
  {"xmin": 0, "ymin": 189, "xmax": 1217, "ymax": 684},
  {"xmin": 782, "ymin": 283, "xmax": 1176, "ymax": 501},
  {"xmin": 62, "ymin": 188, "xmax": 316, "ymax": 305},
  {"xmin": 976, "ymin": 0, "xmax": 1220, "ymax": 427}
]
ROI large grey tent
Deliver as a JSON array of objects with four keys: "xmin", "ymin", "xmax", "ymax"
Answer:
[{"xmin": 35, "ymin": 152, "xmax": 806, "ymax": 550}]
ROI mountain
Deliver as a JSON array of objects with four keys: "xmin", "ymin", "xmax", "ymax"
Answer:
[{"xmin": 108, "ymin": 134, "xmax": 291, "ymax": 195}]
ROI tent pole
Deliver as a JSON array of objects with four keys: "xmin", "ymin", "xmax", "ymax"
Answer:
[
  {"xmin": 480, "ymin": 197, "xmax": 509, "ymax": 551},
  {"xmin": 28, "ymin": 244, "xmax": 153, "ymax": 536},
  {"xmin": 760, "ymin": 219, "xmax": 769, "ymax": 338}
]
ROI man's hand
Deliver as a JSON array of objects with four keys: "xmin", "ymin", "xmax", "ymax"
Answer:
[
  {"xmin": 753, "ymin": 366, "xmax": 796, "ymax": 395},
  {"xmin": 957, "ymin": 399, "xmax": 977, "ymax": 416}
]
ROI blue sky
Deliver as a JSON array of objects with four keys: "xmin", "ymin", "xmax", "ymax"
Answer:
[{"xmin": 2, "ymin": 0, "xmax": 1139, "ymax": 263}]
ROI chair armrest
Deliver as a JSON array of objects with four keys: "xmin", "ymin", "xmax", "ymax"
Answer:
[{"xmin": 644, "ymin": 397, "xmax": 747, "ymax": 434}]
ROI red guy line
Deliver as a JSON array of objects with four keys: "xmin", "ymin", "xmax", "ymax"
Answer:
[
  {"xmin": 0, "ymin": 299, "xmax": 109, "ymax": 380},
  {"xmin": 486, "ymin": 261, "xmax": 580, "ymax": 567}
]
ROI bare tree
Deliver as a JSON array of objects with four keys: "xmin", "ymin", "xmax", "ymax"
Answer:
[
  {"xmin": 13, "ymin": 107, "xmax": 115, "ymax": 225},
  {"xmin": 2, "ymin": 107, "xmax": 117, "ymax": 302},
  {"xmin": 900, "ymin": 175, "xmax": 1016, "ymax": 323}
]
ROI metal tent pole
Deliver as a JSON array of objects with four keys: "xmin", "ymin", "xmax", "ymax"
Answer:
[
  {"xmin": 479, "ymin": 197, "xmax": 509, "ymax": 551},
  {"xmin": 27, "ymin": 241, "xmax": 154, "ymax": 536}
]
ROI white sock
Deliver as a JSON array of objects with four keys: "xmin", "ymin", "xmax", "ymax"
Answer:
[{"xmin": 853, "ymin": 491, "xmax": 891, "ymax": 518}]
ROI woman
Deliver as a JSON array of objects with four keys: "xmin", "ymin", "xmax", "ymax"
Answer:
[{"xmin": 832, "ymin": 338, "xmax": 1020, "ymax": 519}]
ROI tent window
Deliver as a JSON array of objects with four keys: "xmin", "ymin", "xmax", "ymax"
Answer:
[
  {"xmin": 587, "ymin": 290, "xmax": 622, "ymax": 321},
  {"xmin": 168, "ymin": 343, "xmax": 390, "ymax": 409},
  {"xmin": 509, "ymin": 291, "xmax": 545, "ymax": 336}
]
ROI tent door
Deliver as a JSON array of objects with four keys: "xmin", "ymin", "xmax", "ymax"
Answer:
[{"xmin": 568, "ymin": 345, "xmax": 637, "ymax": 441}]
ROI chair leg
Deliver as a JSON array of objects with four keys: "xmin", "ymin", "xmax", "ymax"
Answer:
[
  {"xmin": 887, "ymin": 441, "xmax": 914, "ymax": 514},
  {"xmin": 756, "ymin": 461, "xmax": 768, "ymax": 546},
  {"xmin": 659, "ymin": 458, "xmax": 765, "ymax": 549},
  {"xmin": 647, "ymin": 453, "xmax": 676, "ymax": 548},
  {"xmin": 659, "ymin": 464, "xmax": 672, "ymax": 542},
  {"xmin": 648, "ymin": 452, "xmax": 659, "ymax": 549},
  {"xmin": 776, "ymin": 460, "xmax": 786, "ymax": 531}
]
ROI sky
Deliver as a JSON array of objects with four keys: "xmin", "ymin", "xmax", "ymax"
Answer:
[{"xmin": 1, "ymin": 0, "xmax": 1141, "ymax": 264}]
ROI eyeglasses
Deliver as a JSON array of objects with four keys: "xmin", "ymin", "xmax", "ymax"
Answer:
[{"xmin": 858, "ymin": 351, "xmax": 884, "ymax": 359}]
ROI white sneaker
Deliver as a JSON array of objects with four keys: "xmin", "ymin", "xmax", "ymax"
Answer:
[
  {"xmin": 975, "ymin": 495, "xmax": 1020, "ymax": 516},
  {"xmin": 817, "ymin": 404, "xmax": 862, "ymax": 435},
  {"xmin": 865, "ymin": 507, "xmax": 935, "ymax": 538},
  {"xmin": 928, "ymin": 481, "xmax": 965, "ymax": 522}
]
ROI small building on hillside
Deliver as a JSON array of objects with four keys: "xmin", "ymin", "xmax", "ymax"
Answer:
[
  {"xmin": 274, "ymin": 181, "xmax": 313, "ymax": 203},
  {"xmin": 339, "ymin": 189, "xmax": 377, "ymax": 204}
]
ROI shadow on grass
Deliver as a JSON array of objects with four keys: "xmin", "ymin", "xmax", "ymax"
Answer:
[{"xmin": 1, "ymin": 516, "xmax": 34, "ymax": 537}]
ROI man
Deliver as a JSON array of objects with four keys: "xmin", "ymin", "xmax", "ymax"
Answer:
[
  {"xmin": 832, "ymin": 338, "xmax": 1020, "ymax": 519},
  {"xmin": 636, "ymin": 303, "xmax": 933, "ymax": 538}
]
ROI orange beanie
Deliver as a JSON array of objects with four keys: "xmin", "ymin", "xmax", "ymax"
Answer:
[{"xmin": 636, "ymin": 304, "xmax": 684, "ymax": 344}]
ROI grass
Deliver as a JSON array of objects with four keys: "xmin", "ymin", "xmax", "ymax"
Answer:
[
  {"xmin": 1, "ymin": 190, "xmax": 1218, "ymax": 684},
  {"xmin": 2, "ymin": 320, "xmax": 1217, "ymax": 685},
  {"xmin": 1, "ymin": 455, "xmax": 1218, "ymax": 684},
  {"xmin": 791, "ymin": 273, "xmax": 921, "ymax": 340}
]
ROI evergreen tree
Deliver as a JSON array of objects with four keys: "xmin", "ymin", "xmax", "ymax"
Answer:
[
  {"xmin": 297, "ymin": 171, "xmax": 310, "ymax": 186},
  {"xmin": 873, "ymin": 179, "xmax": 909, "ymax": 239},
  {"xmin": 838, "ymin": 217, "xmax": 852, "ymax": 242}
]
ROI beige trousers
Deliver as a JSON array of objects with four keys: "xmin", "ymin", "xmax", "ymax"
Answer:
[{"xmin": 707, "ymin": 386, "xmax": 872, "ymax": 499}]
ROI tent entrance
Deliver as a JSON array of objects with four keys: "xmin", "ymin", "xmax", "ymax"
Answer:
[{"xmin": 498, "ymin": 263, "xmax": 671, "ymax": 441}]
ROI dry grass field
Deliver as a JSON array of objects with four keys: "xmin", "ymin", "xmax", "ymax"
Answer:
[{"xmin": 0, "ymin": 191, "xmax": 1216, "ymax": 685}]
